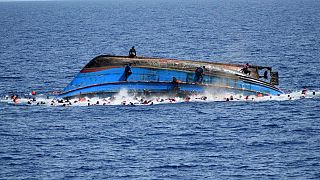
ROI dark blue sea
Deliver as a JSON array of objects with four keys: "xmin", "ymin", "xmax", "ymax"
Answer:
[{"xmin": 1, "ymin": 0, "xmax": 320, "ymax": 179}]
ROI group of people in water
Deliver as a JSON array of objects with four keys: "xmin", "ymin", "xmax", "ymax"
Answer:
[{"xmin": 4, "ymin": 88, "xmax": 317, "ymax": 107}]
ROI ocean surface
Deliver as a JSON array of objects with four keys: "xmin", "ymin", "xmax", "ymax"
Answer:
[{"xmin": 1, "ymin": 0, "xmax": 320, "ymax": 179}]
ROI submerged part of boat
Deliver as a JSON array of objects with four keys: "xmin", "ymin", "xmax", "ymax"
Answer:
[{"xmin": 58, "ymin": 55, "xmax": 282, "ymax": 98}]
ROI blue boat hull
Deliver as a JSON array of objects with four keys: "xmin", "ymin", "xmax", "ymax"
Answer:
[
  {"xmin": 58, "ymin": 81, "xmax": 282, "ymax": 98},
  {"xmin": 58, "ymin": 56, "xmax": 283, "ymax": 98}
]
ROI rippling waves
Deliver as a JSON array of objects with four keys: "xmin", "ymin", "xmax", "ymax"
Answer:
[{"xmin": 1, "ymin": 0, "xmax": 320, "ymax": 179}]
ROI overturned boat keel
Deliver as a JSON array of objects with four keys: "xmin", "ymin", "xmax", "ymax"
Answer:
[{"xmin": 58, "ymin": 55, "xmax": 283, "ymax": 99}]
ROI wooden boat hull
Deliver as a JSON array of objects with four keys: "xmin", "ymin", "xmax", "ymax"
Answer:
[{"xmin": 58, "ymin": 55, "xmax": 283, "ymax": 98}]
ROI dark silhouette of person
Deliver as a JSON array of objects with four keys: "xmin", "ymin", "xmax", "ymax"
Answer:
[
  {"xmin": 172, "ymin": 77, "xmax": 180, "ymax": 91},
  {"xmin": 194, "ymin": 66, "xmax": 205, "ymax": 83},
  {"xmin": 129, "ymin": 46, "xmax": 136, "ymax": 58},
  {"xmin": 241, "ymin": 63, "xmax": 251, "ymax": 75},
  {"xmin": 124, "ymin": 63, "xmax": 132, "ymax": 81},
  {"xmin": 263, "ymin": 71, "xmax": 268, "ymax": 79}
]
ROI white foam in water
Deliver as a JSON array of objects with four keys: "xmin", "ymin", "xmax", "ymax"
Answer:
[{"xmin": 0, "ymin": 89, "xmax": 319, "ymax": 107}]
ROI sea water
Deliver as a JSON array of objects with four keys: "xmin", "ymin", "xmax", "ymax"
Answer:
[{"xmin": 0, "ymin": 0, "xmax": 320, "ymax": 179}]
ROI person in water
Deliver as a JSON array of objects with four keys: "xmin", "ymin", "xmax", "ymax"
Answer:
[
  {"xmin": 194, "ymin": 66, "xmax": 205, "ymax": 83},
  {"xmin": 129, "ymin": 46, "xmax": 136, "ymax": 58},
  {"xmin": 302, "ymin": 88, "xmax": 308, "ymax": 95},
  {"xmin": 124, "ymin": 63, "xmax": 132, "ymax": 81}
]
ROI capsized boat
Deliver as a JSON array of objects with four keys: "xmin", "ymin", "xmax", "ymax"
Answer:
[{"xmin": 58, "ymin": 55, "xmax": 282, "ymax": 98}]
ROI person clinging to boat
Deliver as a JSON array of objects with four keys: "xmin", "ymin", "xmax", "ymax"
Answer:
[
  {"xmin": 124, "ymin": 63, "xmax": 132, "ymax": 81},
  {"xmin": 194, "ymin": 66, "xmax": 205, "ymax": 83},
  {"xmin": 240, "ymin": 63, "xmax": 251, "ymax": 75},
  {"xmin": 119, "ymin": 63, "xmax": 133, "ymax": 81},
  {"xmin": 172, "ymin": 76, "xmax": 181, "ymax": 91},
  {"xmin": 129, "ymin": 46, "xmax": 136, "ymax": 58}
]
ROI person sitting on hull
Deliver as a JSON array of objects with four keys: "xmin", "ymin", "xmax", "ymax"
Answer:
[
  {"xmin": 194, "ymin": 66, "xmax": 205, "ymax": 83},
  {"xmin": 128, "ymin": 46, "xmax": 136, "ymax": 58}
]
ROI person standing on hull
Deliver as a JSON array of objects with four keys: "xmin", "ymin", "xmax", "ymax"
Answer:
[
  {"xmin": 194, "ymin": 66, "xmax": 205, "ymax": 83},
  {"xmin": 129, "ymin": 46, "xmax": 136, "ymax": 58}
]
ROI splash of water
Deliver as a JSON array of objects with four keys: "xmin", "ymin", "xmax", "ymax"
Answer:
[{"xmin": 0, "ymin": 89, "xmax": 319, "ymax": 107}]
